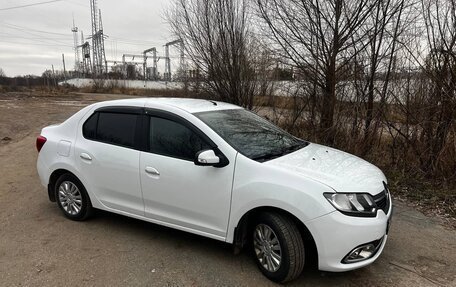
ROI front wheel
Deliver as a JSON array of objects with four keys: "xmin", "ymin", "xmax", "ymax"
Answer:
[
  {"xmin": 55, "ymin": 173, "xmax": 93, "ymax": 221},
  {"xmin": 252, "ymin": 212, "xmax": 305, "ymax": 283}
]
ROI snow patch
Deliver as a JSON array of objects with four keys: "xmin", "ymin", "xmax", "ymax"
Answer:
[{"xmin": 61, "ymin": 78, "xmax": 184, "ymax": 90}]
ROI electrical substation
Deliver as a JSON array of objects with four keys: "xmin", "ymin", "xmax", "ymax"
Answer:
[{"xmin": 70, "ymin": 0, "xmax": 189, "ymax": 82}]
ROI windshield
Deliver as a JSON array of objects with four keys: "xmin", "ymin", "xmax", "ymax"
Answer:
[{"xmin": 195, "ymin": 109, "xmax": 308, "ymax": 162}]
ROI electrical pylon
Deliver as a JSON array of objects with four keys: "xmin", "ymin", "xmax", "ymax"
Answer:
[{"xmin": 89, "ymin": 0, "xmax": 107, "ymax": 76}]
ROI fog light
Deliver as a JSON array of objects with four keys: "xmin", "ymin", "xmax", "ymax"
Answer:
[{"xmin": 342, "ymin": 238, "xmax": 383, "ymax": 263}]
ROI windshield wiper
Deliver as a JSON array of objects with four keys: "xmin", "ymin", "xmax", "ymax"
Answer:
[
  {"xmin": 252, "ymin": 150, "xmax": 287, "ymax": 162},
  {"xmin": 253, "ymin": 141, "xmax": 309, "ymax": 162},
  {"xmin": 284, "ymin": 141, "xmax": 309, "ymax": 153}
]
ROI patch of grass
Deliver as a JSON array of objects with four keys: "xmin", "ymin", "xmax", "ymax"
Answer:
[{"xmin": 386, "ymin": 169, "xmax": 456, "ymax": 228}]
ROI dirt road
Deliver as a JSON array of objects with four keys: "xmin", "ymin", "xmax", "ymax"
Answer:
[{"xmin": 0, "ymin": 92, "xmax": 455, "ymax": 286}]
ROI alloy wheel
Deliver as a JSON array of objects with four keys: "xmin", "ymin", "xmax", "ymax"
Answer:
[
  {"xmin": 253, "ymin": 223, "xmax": 282, "ymax": 272},
  {"xmin": 58, "ymin": 181, "xmax": 83, "ymax": 215}
]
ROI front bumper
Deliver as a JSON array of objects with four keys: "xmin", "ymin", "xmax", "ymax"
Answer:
[{"xmin": 305, "ymin": 196, "xmax": 392, "ymax": 272}]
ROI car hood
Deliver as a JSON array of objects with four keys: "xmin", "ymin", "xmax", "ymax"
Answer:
[{"xmin": 265, "ymin": 143, "xmax": 386, "ymax": 195}]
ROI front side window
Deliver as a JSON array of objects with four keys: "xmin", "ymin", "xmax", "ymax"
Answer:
[
  {"xmin": 83, "ymin": 112, "xmax": 138, "ymax": 148},
  {"xmin": 149, "ymin": 117, "xmax": 210, "ymax": 161}
]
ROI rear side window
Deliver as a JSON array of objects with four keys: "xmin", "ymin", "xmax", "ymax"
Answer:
[
  {"xmin": 83, "ymin": 113, "xmax": 98, "ymax": 140},
  {"xmin": 149, "ymin": 117, "xmax": 210, "ymax": 161},
  {"xmin": 83, "ymin": 112, "xmax": 138, "ymax": 149}
]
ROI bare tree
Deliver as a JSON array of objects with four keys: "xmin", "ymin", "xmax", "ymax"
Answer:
[
  {"xmin": 420, "ymin": 0, "xmax": 456, "ymax": 174},
  {"xmin": 0, "ymin": 68, "xmax": 5, "ymax": 77},
  {"xmin": 257, "ymin": 0, "xmax": 381, "ymax": 143},
  {"xmin": 366, "ymin": 0, "xmax": 456, "ymax": 178},
  {"xmin": 351, "ymin": 0, "xmax": 408, "ymax": 154},
  {"xmin": 390, "ymin": 0, "xmax": 456, "ymax": 174},
  {"xmin": 167, "ymin": 0, "xmax": 261, "ymax": 109}
]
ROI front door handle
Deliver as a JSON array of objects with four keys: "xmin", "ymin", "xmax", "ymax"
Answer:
[
  {"xmin": 145, "ymin": 166, "xmax": 160, "ymax": 176},
  {"xmin": 80, "ymin": 153, "xmax": 92, "ymax": 161}
]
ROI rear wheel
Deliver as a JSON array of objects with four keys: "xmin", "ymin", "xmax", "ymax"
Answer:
[
  {"xmin": 252, "ymin": 212, "xmax": 305, "ymax": 283},
  {"xmin": 55, "ymin": 173, "xmax": 93, "ymax": 221}
]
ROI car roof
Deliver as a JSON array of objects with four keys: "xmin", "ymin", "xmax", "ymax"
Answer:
[{"xmin": 96, "ymin": 98, "xmax": 242, "ymax": 114}]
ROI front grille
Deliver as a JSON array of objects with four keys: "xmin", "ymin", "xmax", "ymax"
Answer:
[{"xmin": 373, "ymin": 189, "xmax": 390, "ymax": 214}]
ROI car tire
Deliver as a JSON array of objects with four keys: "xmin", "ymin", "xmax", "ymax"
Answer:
[
  {"xmin": 251, "ymin": 212, "xmax": 305, "ymax": 283},
  {"xmin": 55, "ymin": 173, "xmax": 93, "ymax": 221}
]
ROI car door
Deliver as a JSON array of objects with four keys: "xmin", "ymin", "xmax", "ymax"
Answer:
[
  {"xmin": 75, "ymin": 107, "xmax": 144, "ymax": 216},
  {"xmin": 140, "ymin": 112, "xmax": 235, "ymax": 239}
]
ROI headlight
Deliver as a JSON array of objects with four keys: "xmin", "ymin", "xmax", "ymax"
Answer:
[{"xmin": 324, "ymin": 193, "xmax": 377, "ymax": 217}]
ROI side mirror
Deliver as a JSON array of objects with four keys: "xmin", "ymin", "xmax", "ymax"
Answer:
[{"xmin": 195, "ymin": 149, "xmax": 220, "ymax": 166}]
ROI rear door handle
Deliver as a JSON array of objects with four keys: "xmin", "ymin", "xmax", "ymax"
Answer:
[
  {"xmin": 145, "ymin": 166, "xmax": 160, "ymax": 176},
  {"xmin": 80, "ymin": 153, "xmax": 92, "ymax": 161}
]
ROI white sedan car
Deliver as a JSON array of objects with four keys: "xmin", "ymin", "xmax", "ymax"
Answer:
[{"xmin": 36, "ymin": 98, "xmax": 392, "ymax": 283}]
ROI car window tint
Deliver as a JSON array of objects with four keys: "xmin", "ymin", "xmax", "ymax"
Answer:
[
  {"xmin": 83, "ymin": 113, "xmax": 98, "ymax": 140},
  {"xmin": 150, "ymin": 117, "xmax": 210, "ymax": 160},
  {"xmin": 96, "ymin": 112, "xmax": 138, "ymax": 148},
  {"xmin": 196, "ymin": 109, "xmax": 307, "ymax": 161}
]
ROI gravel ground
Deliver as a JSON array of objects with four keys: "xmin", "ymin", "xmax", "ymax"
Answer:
[{"xmin": 0, "ymin": 91, "xmax": 455, "ymax": 287}]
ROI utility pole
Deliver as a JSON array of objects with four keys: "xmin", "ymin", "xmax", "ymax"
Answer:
[
  {"xmin": 62, "ymin": 54, "xmax": 67, "ymax": 84},
  {"xmin": 51, "ymin": 64, "xmax": 56, "ymax": 86},
  {"xmin": 164, "ymin": 44, "xmax": 170, "ymax": 81},
  {"xmin": 180, "ymin": 41, "xmax": 185, "ymax": 78},
  {"xmin": 46, "ymin": 70, "xmax": 50, "ymax": 89},
  {"xmin": 71, "ymin": 17, "xmax": 79, "ymax": 75},
  {"xmin": 99, "ymin": 9, "xmax": 108, "ymax": 75}
]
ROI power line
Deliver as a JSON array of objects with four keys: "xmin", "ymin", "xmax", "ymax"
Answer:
[
  {"xmin": 2, "ymin": 22, "xmax": 72, "ymax": 37},
  {"xmin": 108, "ymin": 36, "xmax": 159, "ymax": 45},
  {"xmin": 0, "ymin": 39, "xmax": 72, "ymax": 48},
  {"xmin": 0, "ymin": 32, "xmax": 71, "ymax": 42},
  {"xmin": 0, "ymin": 0, "xmax": 63, "ymax": 11},
  {"xmin": 1, "ymin": 24, "xmax": 72, "ymax": 46},
  {"xmin": 64, "ymin": 0, "xmax": 89, "ymax": 8},
  {"xmin": 2, "ymin": 21, "xmax": 160, "ymax": 46},
  {"xmin": 0, "ymin": 30, "xmax": 73, "ymax": 47}
]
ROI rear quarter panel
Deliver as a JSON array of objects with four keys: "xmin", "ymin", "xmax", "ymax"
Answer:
[{"xmin": 37, "ymin": 104, "xmax": 95, "ymax": 188}]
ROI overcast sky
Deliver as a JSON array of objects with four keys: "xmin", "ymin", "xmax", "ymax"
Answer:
[{"xmin": 0, "ymin": 0, "xmax": 174, "ymax": 76}]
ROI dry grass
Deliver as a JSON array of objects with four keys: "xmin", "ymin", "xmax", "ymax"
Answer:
[{"xmin": 388, "ymin": 170, "xmax": 456, "ymax": 228}]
